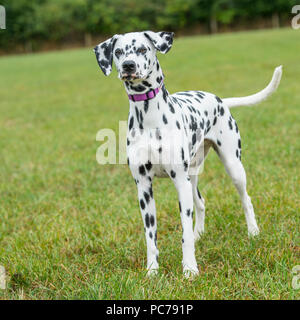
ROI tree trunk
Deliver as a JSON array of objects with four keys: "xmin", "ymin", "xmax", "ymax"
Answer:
[
  {"xmin": 272, "ymin": 12, "xmax": 280, "ymax": 28},
  {"xmin": 84, "ymin": 33, "xmax": 92, "ymax": 47},
  {"xmin": 24, "ymin": 41, "xmax": 33, "ymax": 53},
  {"xmin": 210, "ymin": 14, "xmax": 218, "ymax": 33}
]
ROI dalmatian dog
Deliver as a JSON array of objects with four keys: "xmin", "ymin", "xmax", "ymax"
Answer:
[{"xmin": 94, "ymin": 31, "xmax": 282, "ymax": 277}]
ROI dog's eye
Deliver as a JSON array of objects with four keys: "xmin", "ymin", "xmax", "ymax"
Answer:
[
  {"xmin": 137, "ymin": 47, "xmax": 147, "ymax": 54},
  {"xmin": 115, "ymin": 49, "xmax": 122, "ymax": 57}
]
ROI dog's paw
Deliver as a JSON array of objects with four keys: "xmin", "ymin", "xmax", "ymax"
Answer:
[
  {"xmin": 183, "ymin": 265, "xmax": 199, "ymax": 279},
  {"xmin": 248, "ymin": 226, "xmax": 260, "ymax": 237},
  {"xmin": 146, "ymin": 268, "xmax": 158, "ymax": 277},
  {"xmin": 194, "ymin": 229, "xmax": 204, "ymax": 242}
]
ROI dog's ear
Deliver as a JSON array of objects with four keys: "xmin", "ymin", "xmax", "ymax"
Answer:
[
  {"xmin": 93, "ymin": 35, "xmax": 119, "ymax": 76},
  {"xmin": 144, "ymin": 31, "xmax": 174, "ymax": 54}
]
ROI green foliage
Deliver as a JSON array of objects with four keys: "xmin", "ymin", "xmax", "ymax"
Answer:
[
  {"xmin": 233, "ymin": 0, "xmax": 297, "ymax": 18},
  {"xmin": 0, "ymin": 0, "xmax": 298, "ymax": 50},
  {"xmin": 88, "ymin": 0, "xmax": 164, "ymax": 34}
]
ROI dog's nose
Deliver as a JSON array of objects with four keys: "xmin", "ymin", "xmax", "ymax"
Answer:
[{"xmin": 122, "ymin": 60, "xmax": 136, "ymax": 73}]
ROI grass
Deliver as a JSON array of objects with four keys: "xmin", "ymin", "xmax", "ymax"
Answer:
[{"xmin": 0, "ymin": 28, "xmax": 299, "ymax": 300}]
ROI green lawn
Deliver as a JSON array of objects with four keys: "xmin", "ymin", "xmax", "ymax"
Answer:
[{"xmin": 0, "ymin": 28, "xmax": 299, "ymax": 300}]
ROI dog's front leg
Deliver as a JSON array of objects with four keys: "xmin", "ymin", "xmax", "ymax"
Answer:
[
  {"xmin": 172, "ymin": 171, "xmax": 199, "ymax": 277},
  {"xmin": 135, "ymin": 174, "xmax": 159, "ymax": 276}
]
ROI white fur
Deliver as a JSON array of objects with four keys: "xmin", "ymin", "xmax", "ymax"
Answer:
[{"xmin": 223, "ymin": 66, "xmax": 282, "ymax": 108}]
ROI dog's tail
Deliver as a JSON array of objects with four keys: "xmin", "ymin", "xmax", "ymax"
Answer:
[{"xmin": 223, "ymin": 66, "xmax": 282, "ymax": 108}]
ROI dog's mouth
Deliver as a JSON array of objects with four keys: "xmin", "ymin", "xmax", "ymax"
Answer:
[{"xmin": 120, "ymin": 73, "xmax": 141, "ymax": 81}]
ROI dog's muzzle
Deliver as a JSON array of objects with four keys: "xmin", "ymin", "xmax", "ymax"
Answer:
[{"xmin": 121, "ymin": 60, "xmax": 138, "ymax": 80}]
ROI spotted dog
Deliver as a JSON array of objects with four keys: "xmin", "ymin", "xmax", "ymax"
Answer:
[{"xmin": 94, "ymin": 31, "xmax": 282, "ymax": 277}]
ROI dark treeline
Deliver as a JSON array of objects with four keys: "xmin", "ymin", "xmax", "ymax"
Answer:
[{"xmin": 0, "ymin": 0, "xmax": 297, "ymax": 53}]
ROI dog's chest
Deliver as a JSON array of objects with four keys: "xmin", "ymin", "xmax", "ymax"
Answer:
[{"xmin": 126, "ymin": 90, "xmax": 221, "ymax": 174}]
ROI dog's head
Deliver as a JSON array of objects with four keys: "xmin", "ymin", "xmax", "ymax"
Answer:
[{"xmin": 94, "ymin": 31, "xmax": 174, "ymax": 81}]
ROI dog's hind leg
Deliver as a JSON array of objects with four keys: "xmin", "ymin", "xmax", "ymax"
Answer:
[
  {"xmin": 213, "ymin": 131, "xmax": 259, "ymax": 237},
  {"xmin": 189, "ymin": 140, "xmax": 211, "ymax": 241},
  {"xmin": 223, "ymin": 157, "xmax": 259, "ymax": 237}
]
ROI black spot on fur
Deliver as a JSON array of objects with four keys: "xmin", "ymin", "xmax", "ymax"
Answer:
[
  {"xmin": 129, "ymin": 116, "xmax": 134, "ymax": 130},
  {"xmin": 197, "ymin": 92, "xmax": 205, "ymax": 99},
  {"xmin": 215, "ymin": 96, "xmax": 222, "ymax": 103},
  {"xmin": 168, "ymin": 102, "xmax": 175, "ymax": 113},
  {"xmin": 144, "ymin": 100, "xmax": 149, "ymax": 113},
  {"xmin": 140, "ymin": 199, "xmax": 145, "ymax": 210},
  {"xmin": 159, "ymin": 43, "xmax": 168, "ymax": 52},
  {"xmin": 184, "ymin": 161, "xmax": 188, "ymax": 171},
  {"xmin": 170, "ymin": 170, "xmax": 176, "ymax": 178},
  {"xmin": 135, "ymin": 106, "xmax": 139, "ymax": 123},
  {"xmin": 150, "ymin": 215, "xmax": 155, "ymax": 227},
  {"xmin": 192, "ymin": 133, "xmax": 196, "ymax": 145},
  {"xmin": 139, "ymin": 110, "xmax": 143, "ymax": 124},
  {"xmin": 235, "ymin": 121, "xmax": 239, "ymax": 133},
  {"xmin": 145, "ymin": 161, "xmax": 152, "ymax": 171},
  {"xmin": 139, "ymin": 165, "xmax": 146, "ymax": 175},
  {"xmin": 149, "ymin": 186, "xmax": 153, "ymax": 198},
  {"xmin": 142, "ymin": 81, "xmax": 152, "ymax": 87},
  {"xmin": 145, "ymin": 213, "xmax": 150, "ymax": 228},
  {"xmin": 131, "ymin": 84, "xmax": 146, "ymax": 92},
  {"xmin": 162, "ymin": 114, "xmax": 168, "ymax": 124},
  {"xmin": 197, "ymin": 188, "xmax": 202, "ymax": 199},
  {"xmin": 155, "ymin": 128, "xmax": 162, "ymax": 140},
  {"xmin": 162, "ymin": 85, "xmax": 168, "ymax": 103},
  {"xmin": 144, "ymin": 192, "xmax": 150, "ymax": 204}
]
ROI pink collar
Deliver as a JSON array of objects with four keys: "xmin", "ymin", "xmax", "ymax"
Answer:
[{"xmin": 128, "ymin": 80, "xmax": 163, "ymax": 102}]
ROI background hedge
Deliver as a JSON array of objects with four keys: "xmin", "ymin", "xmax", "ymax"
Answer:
[{"xmin": 0, "ymin": 0, "xmax": 297, "ymax": 52}]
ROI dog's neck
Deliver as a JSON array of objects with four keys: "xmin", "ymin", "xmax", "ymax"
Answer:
[
  {"xmin": 124, "ymin": 59, "xmax": 172, "ymax": 129},
  {"xmin": 126, "ymin": 66, "xmax": 171, "ymax": 130}
]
